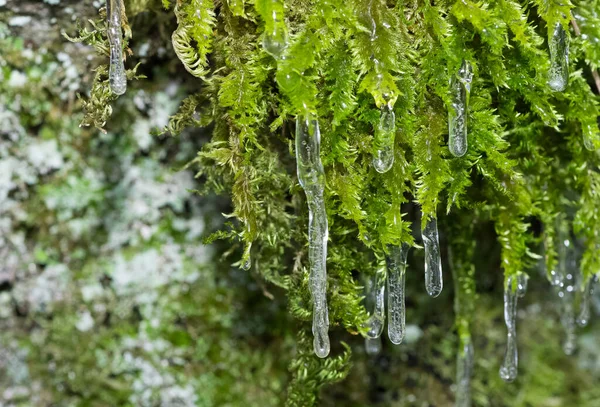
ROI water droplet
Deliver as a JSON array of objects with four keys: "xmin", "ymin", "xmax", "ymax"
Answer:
[
  {"xmin": 241, "ymin": 258, "xmax": 251, "ymax": 270},
  {"xmin": 499, "ymin": 275, "xmax": 518, "ymax": 382},
  {"xmin": 422, "ymin": 216, "xmax": 443, "ymax": 297},
  {"xmin": 448, "ymin": 60, "xmax": 473, "ymax": 157},
  {"xmin": 387, "ymin": 243, "xmax": 409, "ymax": 345},
  {"xmin": 456, "ymin": 339, "xmax": 474, "ymax": 407},
  {"xmin": 548, "ymin": 22, "xmax": 570, "ymax": 92},
  {"xmin": 296, "ymin": 114, "xmax": 330, "ymax": 358},
  {"xmin": 107, "ymin": 0, "xmax": 127, "ymax": 95},
  {"xmin": 363, "ymin": 266, "xmax": 385, "ymax": 339},
  {"xmin": 365, "ymin": 336, "xmax": 382, "ymax": 355},
  {"xmin": 372, "ymin": 105, "xmax": 395, "ymax": 173},
  {"xmin": 263, "ymin": 25, "xmax": 288, "ymax": 59}
]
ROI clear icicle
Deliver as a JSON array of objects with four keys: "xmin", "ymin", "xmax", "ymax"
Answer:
[
  {"xmin": 262, "ymin": 0, "xmax": 288, "ymax": 58},
  {"xmin": 365, "ymin": 336, "xmax": 382, "ymax": 356},
  {"xmin": 548, "ymin": 22, "xmax": 570, "ymax": 92},
  {"xmin": 364, "ymin": 266, "xmax": 386, "ymax": 339},
  {"xmin": 551, "ymin": 217, "xmax": 570, "ymax": 287},
  {"xmin": 296, "ymin": 114, "xmax": 330, "ymax": 358},
  {"xmin": 106, "ymin": 0, "xmax": 127, "ymax": 96},
  {"xmin": 422, "ymin": 216, "xmax": 443, "ymax": 297},
  {"xmin": 456, "ymin": 338, "xmax": 474, "ymax": 407},
  {"xmin": 372, "ymin": 104, "xmax": 395, "ymax": 173},
  {"xmin": 387, "ymin": 243, "xmax": 409, "ymax": 344},
  {"xmin": 559, "ymin": 273, "xmax": 577, "ymax": 355},
  {"xmin": 516, "ymin": 273, "xmax": 528, "ymax": 298},
  {"xmin": 577, "ymin": 276, "xmax": 596, "ymax": 327},
  {"xmin": 499, "ymin": 275, "xmax": 518, "ymax": 382},
  {"xmin": 448, "ymin": 60, "xmax": 474, "ymax": 158}
]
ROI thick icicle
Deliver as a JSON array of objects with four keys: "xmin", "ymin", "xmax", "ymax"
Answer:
[
  {"xmin": 448, "ymin": 60, "xmax": 474, "ymax": 158},
  {"xmin": 577, "ymin": 276, "xmax": 596, "ymax": 327},
  {"xmin": 548, "ymin": 22, "xmax": 570, "ymax": 92},
  {"xmin": 106, "ymin": 0, "xmax": 127, "ymax": 96},
  {"xmin": 364, "ymin": 265, "xmax": 386, "ymax": 339},
  {"xmin": 261, "ymin": 0, "xmax": 288, "ymax": 58},
  {"xmin": 372, "ymin": 105, "xmax": 395, "ymax": 173},
  {"xmin": 365, "ymin": 336, "xmax": 382, "ymax": 356},
  {"xmin": 422, "ymin": 216, "xmax": 443, "ymax": 297},
  {"xmin": 499, "ymin": 275, "xmax": 518, "ymax": 382},
  {"xmin": 456, "ymin": 338, "xmax": 474, "ymax": 407},
  {"xmin": 387, "ymin": 243, "xmax": 409, "ymax": 344},
  {"xmin": 296, "ymin": 114, "xmax": 330, "ymax": 358}
]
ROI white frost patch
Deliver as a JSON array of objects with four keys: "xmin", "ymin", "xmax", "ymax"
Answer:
[
  {"xmin": 75, "ymin": 311, "xmax": 94, "ymax": 332},
  {"xmin": 8, "ymin": 16, "xmax": 32, "ymax": 27},
  {"xmin": 25, "ymin": 139, "xmax": 64, "ymax": 175},
  {"xmin": 8, "ymin": 71, "xmax": 27, "ymax": 88}
]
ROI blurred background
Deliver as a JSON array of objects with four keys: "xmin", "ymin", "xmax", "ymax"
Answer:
[{"xmin": 2, "ymin": 1, "xmax": 600, "ymax": 406}]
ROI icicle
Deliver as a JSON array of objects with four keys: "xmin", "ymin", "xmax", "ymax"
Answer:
[
  {"xmin": 372, "ymin": 104, "xmax": 395, "ymax": 173},
  {"xmin": 296, "ymin": 113, "xmax": 330, "ymax": 358},
  {"xmin": 364, "ymin": 265, "xmax": 386, "ymax": 339},
  {"xmin": 448, "ymin": 60, "xmax": 474, "ymax": 158},
  {"xmin": 499, "ymin": 275, "xmax": 518, "ymax": 382},
  {"xmin": 548, "ymin": 22, "xmax": 570, "ymax": 92},
  {"xmin": 456, "ymin": 338, "xmax": 474, "ymax": 407},
  {"xmin": 365, "ymin": 336, "xmax": 382, "ymax": 355},
  {"xmin": 387, "ymin": 243, "xmax": 409, "ymax": 344},
  {"xmin": 106, "ymin": 0, "xmax": 127, "ymax": 96},
  {"xmin": 516, "ymin": 273, "xmax": 528, "ymax": 298},
  {"xmin": 551, "ymin": 217, "xmax": 570, "ymax": 287},
  {"xmin": 559, "ymin": 274, "xmax": 577, "ymax": 355},
  {"xmin": 577, "ymin": 276, "xmax": 596, "ymax": 327},
  {"xmin": 261, "ymin": 0, "xmax": 288, "ymax": 59},
  {"xmin": 422, "ymin": 216, "xmax": 443, "ymax": 297},
  {"xmin": 582, "ymin": 121, "xmax": 600, "ymax": 151}
]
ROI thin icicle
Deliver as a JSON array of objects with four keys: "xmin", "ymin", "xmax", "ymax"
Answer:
[
  {"xmin": 262, "ymin": 0, "xmax": 288, "ymax": 58},
  {"xmin": 499, "ymin": 275, "xmax": 518, "ymax": 382},
  {"xmin": 106, "ymin": 0, "xmax": 127, "ymax": 95},
  {"xmin": 551, "ymin": 217, "xmax": 570, "ymax": 287},
  {"xmin": 387, "ymin": 243, "xmax": 409, "ymax": 344},
  {"xmin": 422, "ymin": 216, "xmax": 443, "ymax": 297},
  {"xmin": 296, "ymin": 114, "xmax": 330, "ymax": 358},
  {"xmin": 448, "ymin": 60, "xmax": 474, "ymax": 158},
  {"xmin": 372, "ymin": 104, "xmax": 395, "ymax": 173},
  {"xmin": 516, "ymin": 273, "xmax": 528, "ymax": 298},
  {"xmin": 559, "ymin": 273, "xmax": 577, "ymax": 355},
  {"xmin": 577, "ymin": 276, "xmax": 596, "ymax": 327},
  {"xmin": 364, "ymin": 265, "xmax": 386, "ymax": 339},
  {"xmin": 548, "ymin": 22, "xmax": 570, "ymax": 92},
  {"xmin": 365, "ymin": 336, "xmax": 382, "ymax": 356},
  {"xmin": 456, "ymin": 338, "xmax": 474, "ymax": 407}
]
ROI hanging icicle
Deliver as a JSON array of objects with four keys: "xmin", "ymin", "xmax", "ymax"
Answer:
[
  {"xmin": 577, "ymin": 276, "xmax": 596, "ymax": 327},
  {"xmin": 364, "ymin": 263, "xmax": 386, "ymax": 339},
  {"xmin": 372, "ymin": 104, "xmax": 396, "ymax": 173},
  {"xmin": 456, "ymin": 339, "xmax": 474, "ymax": 407},
  {"xmin": 499, "ymin": 275, "xmax": 518, "ymax": 382},
  {"xmin": 516, "ymin": 273, "xmax": 528, "ymax": 298},
  {"xmin": 559, "ymin": 271, "xmax": 577, "ymax": 355},
  {"xmin": 422, "ymin": 216, "xmax": 443, "ymax": 297},
  {"xmin": 387, "ymin": 243, "xmax": 409, "ymax": 344},
  {"xmin": 448, "ymin": 59, "xmax": 474, "ymax": 158},
  {"xmin": 296, "ymin": 113, "xmax": 330, "ymax": 358},
  {"xmin": 550, "ymin": 216, "xmax": 570, "ymax": 287},
  {"xmin": 106, "ymin": 0, "xmax": 127, "ymax": 96},
  {"xmin": 548, "ymin": 22, "xmax": 570, "ymax": 92},
  {"xmin": 261, "ymin": 0, "xmax": 288, "ymax": 59}
]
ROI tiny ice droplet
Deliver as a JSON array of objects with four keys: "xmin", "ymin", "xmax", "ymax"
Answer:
[
  {"xmin": 387, "ymin": 243, "xmax": 409, "ymax": 345},
  {"xmin": 499, "ymin": 275, "xmax": 518, "ymax": 382},
  {"xmin": 456, "ymin": 339, "xmax": 474, "ymax": 407},
  {"xmin": 548, "ymin": 22, "xmax": 569, "ymax": 92},
  {"xmin": 107, "ymin": 0, "xmax": 127, "ymax": 95},
  {"xmin": 365, "ymin": 336, "xmax": 382, "ymax": 355},
  {"xmin": 422, "ymin": 216, "xmax": 443, "ymax": 297},
  {"xmin": 296, "ymin": 114, "xmax": 330, "ymax": 358},
  {"xmin": 372, "ymin": 105, "xmax": 395, "ymax": 173},
  {"xmin": 448, "ymin": 60, "xmax": 473, "ymax": 158}
]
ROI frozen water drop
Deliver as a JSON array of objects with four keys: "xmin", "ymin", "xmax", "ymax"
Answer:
[
  {"xmin": 296, "ymin": 114, "xmax": 330, "ymax": 357},
  {"xmin": 387, "ymin": 243, "xmax": 409, "ymax": 345},
  {"xmin": 456, "ymin": 339, "xmax": 474, "ymax": 407},
  {"xmin": 422, "ymin": 216, "xmax": 443, "ymax": 297},
  {"xmin": 448, "ymin": 59, "xmax": 473, "ymax": 157},
  {"xmin": 241, "ymin": 258, "xmax": 251, "ymax": 270},
  {"xmin": 372, "ymin": 105, "xmax": 395, "ymax": 173},
  {"xmin": 499, "ymin": 275, "xmax": 518, "ymax": 382},
  {"xmin": 365, "ymin": 336, "xmax": 382, "ymax": 355},
  {"xmin": 548, "ymin": 22, "xmax": 570, "ymax": 92},
  {"xmin": 107, "ymin": 0, "xmax": 127, "ymax": 96}
]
